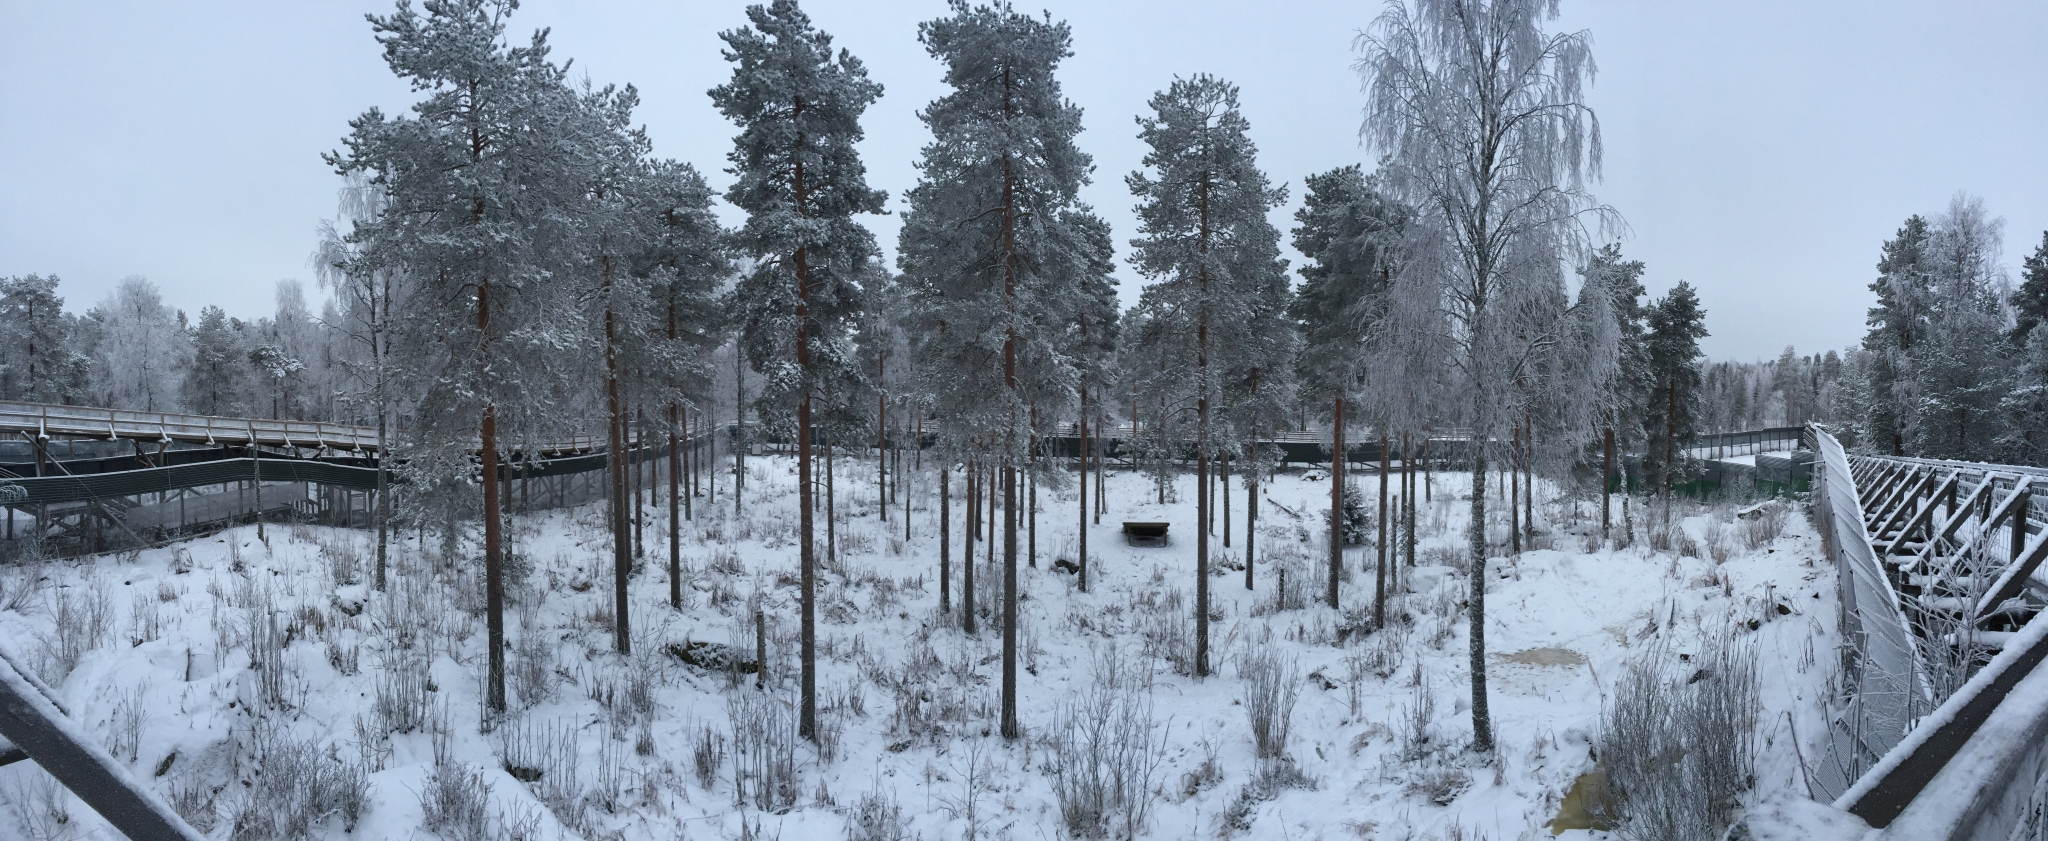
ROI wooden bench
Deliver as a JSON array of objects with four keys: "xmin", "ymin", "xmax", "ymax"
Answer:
[{"xmin": 1122, "ymin": 521, "xmax": 1169, "ymax": 547}]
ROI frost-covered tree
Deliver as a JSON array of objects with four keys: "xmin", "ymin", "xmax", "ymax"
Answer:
[
  {"xmin": 1127, "ymin": 74, "xmax": 1286, "ymax": 679},
  {"xmin": 1061, "ymin": 209, "xmax": 1121, "ymax": 593},
  {"xmin": 2015, "ymin": 231, "xmax": 2048, "ymax": 349},
  {"xmin": 182, "ymin": 306, "xmax": 250, "ymax": 416},
  {"xmin": 2002, "ymin": 330, "xmax": 2048, "ymax": 466},
  {"xmin": 897, "ymin": 0, "xmax": 1094, "ymax": 734},
  {"xmin": 1906, "ymin": 194, "xmax": 2010, "ymax": 459},
  {"xmin": 711, "ymin": 0, "xmax": 886, "ymax": 741},
  {"xmin": 1291, "ymin": 164, "xmax": 1404, "ymax": 608},
  {"xmin": 315, "ymin": 171, "xmax": 412, "ymax": 590},
  {"xmin": 0, "ymin": 274, "xmax": 88, "ymax": 404},
  {"xmin": 328, "ymin": 0, "xmax": 592, "ymax": 713},
  {"xmin": 1641, "ymin": 282, "xmax": 1707, "ymax": 497},
  {"xmin": 634, "ymin": 159, "xmax": 731, "ymax": 610},
  {"xmin": 1576, "ymin": 244, "xmax": 1645, "ymax": 536},
  {"xmin": 266, "ymin": 280, "xmax": 326, "ymax": 420},
  {"xmin": 89, "ymin": 276, "xmax": 192, "ymax": 412},
  {"xmin": 1357, "ymin": 0, "xmax": 1611, "ymax": 752},
  {"xmin": 1861, "ymin": 215, "xmax": 1933, "ymax": 456}
]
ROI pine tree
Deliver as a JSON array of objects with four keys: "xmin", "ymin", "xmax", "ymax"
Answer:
[
  {"xmin": 328, "ymin": 0, "xmax": 591, "ymax": 713},
  {"xmin": 898, "ymin": 0, "xmax": 1093, "ymax": 735},
  {"xmin": 1578, "ymin": 245, "xmax": 1645, "ymax": 538},
  {"xmin": 1291, "ymin": 165, "xmax": 1403, "ymax": 608},
  {"xmin": 2015, "ymin": 231, "xmax": 2048, "ymax": 349},
  {"xmin": 1128, "ymin": 74, "xmax": 1285, "ymax": 679},
  {"xmin": 1908, "ymin": 194, "xmax": 2009, "ymax": 458},
  {"xmin": 1861, "ymin": 215, "xmax": 1933, "ymax": 455},
  {"xmin": 634, "ymin": 160, "xmax": 730, "ymax": 612},
  {"xmin": 2002, "ymin": 330, "xmax": 2048, "ymax": 466},
  {"xmin": 0, "ymin": 274, "xmax": 87, "ymax": 404},
  {"xmin": 1642, "ymin": 282, "xmax": 1708, "ymax": 497},
  {"xmin": 1062, "ymin": 209, "xmax": 1120, "ymax": 594},
  {"xmin": 711, "ymin": 0, "xmax": 886, "ymax": 742}
]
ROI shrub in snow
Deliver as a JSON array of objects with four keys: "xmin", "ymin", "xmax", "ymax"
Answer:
[
  {"xmin": 0, "ymin": 548, "xmax": 51, "ymax": 612},
  {"xmin": 1135, "ymin": 586, "xmax": 1195, "ymax": 675},
  {"xmin": 230, "ymin": 720, "xmax": 371, "ymax": 838},
  {"xmin": 373, "ymin": 650, "xmax": 436, "ymax": 735},
  {"xmin": 1237, "ymin": 644, "xmax": 1300, "ymax": 760},
  {"xmin": 40, "ymin": 575, "xmax": 113, "ymax": 682},
  {"xmin": 1045, "ymin": 645, "xmax": 1168, "ymax": 839},
  {"xmin": 1594, "ymin": 626, "xmax": 1759, "ymax": 840},
  {"xmin": 691, "ymin": 723, "xmax": 726, "ymax": 790},
  {"xmin": 104, "ymin": 684, "xmax": 147, "ymax": 764},
  {"xmin": 5, "ymin": 769, "xmax": 72, "ymax": 841},
  {"xmin": 496, "ymin": 717, "xmax": 581, "ymax": 827},
  {"xmin": 418, "ymin": 763, "xmax": 492, "ymax": 841},
  {"xmin": 728, "ymin": 688, "xmax": 799, "ymax": 812},
  {"xmin": 846, "ymin": 787, "xmax": 911, "ymax": 841}
]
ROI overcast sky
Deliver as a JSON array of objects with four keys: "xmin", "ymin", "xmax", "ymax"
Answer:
[{"xmin": 3, "ymin": 0, "xmax": 2043, "ymax": 362}]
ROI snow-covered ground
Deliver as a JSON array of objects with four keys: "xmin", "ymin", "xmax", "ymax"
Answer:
[{"xmin": 0, "ymin": 456, "xmax": 1839, "ymax": 840}]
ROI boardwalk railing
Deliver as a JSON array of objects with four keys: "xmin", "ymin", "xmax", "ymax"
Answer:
[
  {"xmin": 1753, "ymin": 425, "xmax": 2048, "ymax": 838},
  {"xmin": 1809, "ymin": 424, "xmax": 1923, "ymax": 800},
  {"xmin": 0, "ymin": 641, "xmax": 206, "ymax": 840}
]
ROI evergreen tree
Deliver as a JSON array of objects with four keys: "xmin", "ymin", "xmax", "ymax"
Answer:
[
  {"xmin": 184, "ymin": 304, "xmax": 249, "ymax": 417},
  {"xmin": 1061, "ymin": 208, "xmax": 1121, "ymax": 594},
  {"xmin": 2002, "ymin": 330, "xmax": 2048, "ymax": 466},
  {"xmin": 2015, "ymin": 231, "xmax": 2048, "ymax": 348},
  {"xmin": 1290, "ymin": 165, "xmax": 1402, "ymax": 610},
  {"xmin": 1772, "ymin": 346, "xmax": 1815, "ymax": 425},
  {"xmin": 898, "ymin": 0, "xmax": 1093, "ymax": 735},
  {"xmin": 328, "ymin": 0, "xmax": 591, "ymax": 713},
  {"xmin": 1578, "ymin": 245, "xmax": 1645, "ymax": 536},
  {"xmin": 634, "ymin": 159, "xmax": 731, "ymax": 612},
  {"xmin": 1642, "ymin": 282, "xmax": 1708, "ymax": 496},
  {"xmin": 1127, "ymin": 74, "xmax": 1286, "ymax": 678},
  {"xmin": 711, "ymin": 0, "xmax": 886, "ymax": 742},
  {"xmin": 1907, "ymin": 194, "xmax": 2008, "ymax": 459},
  {"xmin": 1861, "ymin": 215, "xmax": 1933, "ymax": 455},
  {"xmin": 0, "ymin": 274, "xmax": 87, "ymax": 404}
]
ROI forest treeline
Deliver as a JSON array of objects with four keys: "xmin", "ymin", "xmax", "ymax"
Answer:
[{"xmin": 3, "ymin": 0, "xmax": 2044, "ymax": 752}]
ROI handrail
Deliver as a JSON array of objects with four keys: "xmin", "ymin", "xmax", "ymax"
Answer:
[
  {"xmin": 1809, "ymin": 424, "xmax": 1922, "ymax": 801},
  {"xmin": 0, "ymin": 640, "xmax": 206, "ymax": 840}
]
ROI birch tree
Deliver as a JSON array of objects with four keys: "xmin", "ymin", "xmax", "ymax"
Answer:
[
  {"xmin": 88, "ymin": 277, "xmax": 191, "ymax": 412},
  {"xmin": 1357, "ymin": 0, "xmax": 1611, "ymax": 752},
  {"xmin": 711, "ymin": 0, "xmax": 886, "ymax": 741},
  {"xmin": 315, "ymin": 172, "xmax": 411, "ymax": 591}
]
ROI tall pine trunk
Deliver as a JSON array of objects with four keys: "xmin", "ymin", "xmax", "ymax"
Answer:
[
  {"xmin": 964, "ymin": 460, "xmax": 977, "ymax": 634},
  {"xmin": 479, "ymin": 278, "xmax": 507, "ymax": 713},
  {"xmin": 940, "ymin": 464, "xmax": 952, "ymax": 613},
  {"xmin": 1376, "ymin": 434, "xmax": 1388, "ymax": 629},
  {"xmin": 1328, "ymin": 396, "xmax": 1344, "ymax": 609},
  {"xmin": 879, "ymin": 359, "xmax": 888, "ymax": 522},
  {"xmin": 1078, "ymin": 407, "xmax": 1090, "ymax": 593},
  {"xmin": 605, "ymin": 284, "xmax": 631, "ymax": 657},
  {"xmin": 1602, "ymin": 426, "xmax": 1613, "ymax": 540},
  {"xmin": 794, "ymin": 133, "xmax": 818, "ymax": 742},
  {"xmin": 669, "ymin": 401, "xmax": 682, "ymax": 609}
]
